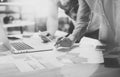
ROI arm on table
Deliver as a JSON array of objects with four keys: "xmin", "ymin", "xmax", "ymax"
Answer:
[{"xmin": 71, "ymin": 0, "xmax": 91, "ymax": 42}]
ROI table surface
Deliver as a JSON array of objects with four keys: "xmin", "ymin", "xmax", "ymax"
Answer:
[{"xmin": 0, "ymin": 34, "xmax": 119, "ymax": 77}]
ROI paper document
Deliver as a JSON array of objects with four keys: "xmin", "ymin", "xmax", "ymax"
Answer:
[
  {"xmin": 14, "ymin": 60, "xmax": 34, "ymax": 72},
  {"xmin": 11, "ymin": 54, "xmax": 45, "ymax": 72}
]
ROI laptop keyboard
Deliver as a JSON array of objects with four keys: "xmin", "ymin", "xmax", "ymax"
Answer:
[{"xmin": 11, "ymin": 42, "xmax": 33, "ymax": 50}]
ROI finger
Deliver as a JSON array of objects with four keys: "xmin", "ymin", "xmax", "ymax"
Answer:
[
  {"xmin": 57, "ymin": 37, "xmax": 63, "ymax": 41},
  {"xmin": 54, "ymin": 40, "xmax": 61, "ymax": 46},
  {"xmin": 55, "ymin": 44, "xmax": 61, "ymax": 48},
  {"xmin": 54, "ymin": 37, "xmax": 63, "ymax": 46},
  {"xmin": 54, "ymin": 38, "xmax": 64, "ymax": 47},
  {"xmin": 40, "ymin": 35, "xmax": 51, "ymax": 42}
]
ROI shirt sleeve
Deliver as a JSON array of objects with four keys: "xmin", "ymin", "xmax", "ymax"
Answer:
[{"xmin": 71, "ymin": 0, "xmax": 91, "ymax": 42}]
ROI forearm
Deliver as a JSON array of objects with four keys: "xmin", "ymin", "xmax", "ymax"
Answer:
[
  {"xmin": 72, "ymin": 23, "xmax": 88, "ymax": 42},
  {"xmin": 71, "ymin": 0, "xmax": 91, "ymax": 42}
]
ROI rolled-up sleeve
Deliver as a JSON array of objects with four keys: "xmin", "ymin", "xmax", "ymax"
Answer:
[{"xmin": 71, "ymin": 0, "xmax": 91, "ymax": 42}]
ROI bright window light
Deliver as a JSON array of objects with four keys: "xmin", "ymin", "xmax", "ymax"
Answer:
[{"xmin": 12, "ymin": 0, "xmax": 51, "ymax": 18}]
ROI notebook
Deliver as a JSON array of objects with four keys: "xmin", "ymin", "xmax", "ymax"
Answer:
[{"xmin": 0, "ymin": 23, "xmax": 53, "ymax": 54}]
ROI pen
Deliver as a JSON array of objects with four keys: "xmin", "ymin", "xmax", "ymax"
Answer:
[{"xmin": 54, "ymin": 33, "xmax": 70, "ymax": 48}]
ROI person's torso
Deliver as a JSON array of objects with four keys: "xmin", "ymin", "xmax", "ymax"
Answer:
[{"xmin": 58, "ymin": 0, "xmax": 101, "ymax": 32}]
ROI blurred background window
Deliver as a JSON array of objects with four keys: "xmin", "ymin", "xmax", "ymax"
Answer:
[{"xmin": 0, "ymin": 0, "xmax": 75, "ymax": 35}]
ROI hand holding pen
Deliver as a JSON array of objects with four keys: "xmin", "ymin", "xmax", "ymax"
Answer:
[{"xmin": 54, "ymin": 34, "xmax": 74, "ymax": 48}]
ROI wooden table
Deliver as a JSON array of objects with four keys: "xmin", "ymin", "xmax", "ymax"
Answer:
[{"xmin": 0, "ymin": 36, "xmax": 119, "ymax": 77}]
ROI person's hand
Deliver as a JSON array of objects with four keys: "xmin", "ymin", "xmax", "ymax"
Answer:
[
  {"xmin": 39, "ymin": 31, "xmax": 53, "ymax": 43},
  {"xmin": 54, "ymin": 36, "xmax": 74, "ymax": 48}
]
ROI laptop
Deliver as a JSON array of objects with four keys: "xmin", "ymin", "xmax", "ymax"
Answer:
[{"xmin": 0, "ymin": 23, "xmax": 53, "ymax": 54}]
